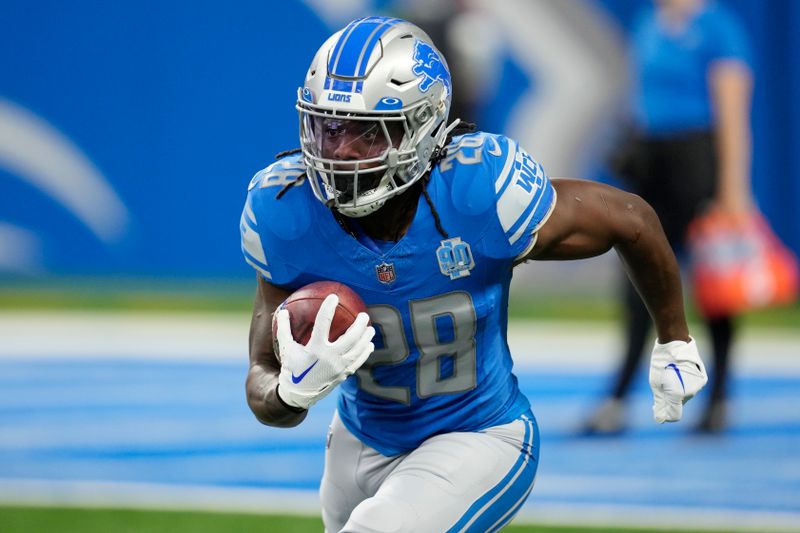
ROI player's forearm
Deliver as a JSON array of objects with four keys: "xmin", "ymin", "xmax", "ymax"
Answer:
[
  {"xmin": 246, "ymin": 366, "xmax": 308, "ymax": 427},
  {"xmin": 530, "ymin": 180, "xmax": 689, "ymax": 341},
  {"xmin": 246, "ymin": 277, "xmax": 304, "ymax": 426},
  {"xmin": 615, "ymin": 200, "xmax": 690, "ymax": 343}
]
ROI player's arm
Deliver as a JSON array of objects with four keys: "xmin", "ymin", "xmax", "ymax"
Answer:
[
  {"xmin": 246, "ymin": 276, "xmax": 307, "ymax": 427},
  {"xmin": 527, "ymin": 178, "xmax": 688, "ymax": 342},
  {"xmin": 525, "ymin": 178, "xmax": 707, "ymax": 423},
  {"xmin": 247, "ymin": 276, "xmax": 375, "ymax": 427}
]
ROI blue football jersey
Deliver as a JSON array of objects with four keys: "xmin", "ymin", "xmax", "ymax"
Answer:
[{"xmin": 241, "ymin": 132, "xmax": 556, "ymax": 456}]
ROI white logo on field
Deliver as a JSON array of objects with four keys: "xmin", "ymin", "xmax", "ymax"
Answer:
[{"xmin": 0, "ymin": 98, "xmax": 131, "ymax": 271}]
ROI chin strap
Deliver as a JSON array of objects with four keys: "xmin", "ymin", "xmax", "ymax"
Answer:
[
  {"xmin": 428, "ymin": 118, "xmax": 462, "ymax": 164},
  {"xmin": 441, "ymin": 117, "xmax": 463, "ymax": 139}
]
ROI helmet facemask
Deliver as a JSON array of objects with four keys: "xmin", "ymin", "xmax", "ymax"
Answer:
[{"xmin": 299, "ymin": 98, "xmax": 446, "ymax": 217}]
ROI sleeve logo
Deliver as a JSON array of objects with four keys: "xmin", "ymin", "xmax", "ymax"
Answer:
[{"xmin": 436, "ymin": 237, "xmax": 475, "ymax": 280}]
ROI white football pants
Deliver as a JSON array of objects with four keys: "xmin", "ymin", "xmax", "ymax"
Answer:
[{"xmin": 320, "ymin": 410, "xmax": 540, "ymax": 533}]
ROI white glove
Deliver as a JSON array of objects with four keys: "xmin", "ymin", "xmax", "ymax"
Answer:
[
  {"xmin": 649, "ymin": 337, "xmax": 708, "ymax": 423},
  {"xmin": 275, "ymin": 294, "xmax": 375, "ymax": 410}
]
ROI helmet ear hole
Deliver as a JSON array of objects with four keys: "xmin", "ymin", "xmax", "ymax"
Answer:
[{"xmin": 414, "ymin": 105, "xmax": 432, "ymax": 125}]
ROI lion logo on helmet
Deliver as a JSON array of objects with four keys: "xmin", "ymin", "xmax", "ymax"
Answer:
[{"xmin": 411, "ymin": 40, "xmax": 451, "ymax": 96}]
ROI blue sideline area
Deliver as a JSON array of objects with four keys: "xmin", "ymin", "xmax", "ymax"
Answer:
[{"xmin": 1, "ymin": 356, "xmax": 798, "ymax": 529}]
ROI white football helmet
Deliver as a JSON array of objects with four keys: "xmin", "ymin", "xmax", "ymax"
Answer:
[{"xmin": 297, "ymin": 16, "xmax": 456, "ymax": 217}]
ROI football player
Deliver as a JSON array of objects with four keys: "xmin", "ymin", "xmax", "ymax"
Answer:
[{"xmin": 240, "ymin": 16, "xmax": 707, "ymax": 533}]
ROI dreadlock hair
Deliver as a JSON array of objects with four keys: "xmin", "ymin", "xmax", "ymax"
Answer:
[
  {"xmin": 274, "ymin": 147, "xmax": 302, "ymax": 159},
  {"xmin": 273, "ymin": 148, "xmax": 304, "ymax": 200},
  {"xmin": 272, "ymin": 120, "xmax": 479, "ymax": 239},
  {"xmin": 420, "ymin": 120, "xmax": 477, "ymax": 240}
]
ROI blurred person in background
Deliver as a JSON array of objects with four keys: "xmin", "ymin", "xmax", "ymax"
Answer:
[{"xmin": 584, "ymin": 0, "xmax": 754, "ymax": 434}]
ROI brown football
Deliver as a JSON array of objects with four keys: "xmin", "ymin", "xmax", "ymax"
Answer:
[{"xmin": 272, "ymin": 281, "xmax": 368, "ymax": 348}]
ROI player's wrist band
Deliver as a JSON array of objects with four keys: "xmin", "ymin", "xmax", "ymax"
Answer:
[{"xmin": 276, "ymin": 384, "xmax": 307, "ymax": 413}]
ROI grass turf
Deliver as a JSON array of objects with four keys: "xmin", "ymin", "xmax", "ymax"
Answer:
[
  {"xmin": 0, "ymin": 283, "xmax": 797, "ymax": 329},
  {"xmin": 0, "ymin": 505, "xmax": 737, "ymax": 533}
]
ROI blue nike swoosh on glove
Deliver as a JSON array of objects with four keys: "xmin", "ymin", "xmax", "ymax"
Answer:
[
  {"xmin": 291, "ymin": 360, "xmax": 319, "ymax": 384},
  {"xmin": 666, "ymin": 363, "xmax": 685, "ymax": 392}
]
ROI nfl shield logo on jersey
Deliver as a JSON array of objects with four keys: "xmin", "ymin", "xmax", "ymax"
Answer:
[
  {"xmin": 376, "ymin": 262, "xmax": 396, "ymax": 284},
  {"xmin": 436, "ymin": 237, "xmax": 475, "ymax": 280}
]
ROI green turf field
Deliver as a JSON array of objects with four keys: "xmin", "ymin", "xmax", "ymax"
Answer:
[
  {"xmin": 0, "ymin": 280, "xmax": 797, "ymax": 328},
  {"xmin": 0, "ymin": 506, "xmax": 744, "ymax": 533}
]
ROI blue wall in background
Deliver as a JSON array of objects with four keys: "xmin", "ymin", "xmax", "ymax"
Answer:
[
  {"xmin": 0, "ymin": 1, "xmax": 796, "ymax": 279},
  {"xmin": 0, "ymin": 1, "xmax": 327, "ymax": 277}
]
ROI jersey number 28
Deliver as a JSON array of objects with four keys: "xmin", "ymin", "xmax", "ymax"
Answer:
[{"xmin": 356, "ymin": 291, "xmax": 477, "ymax": 404}]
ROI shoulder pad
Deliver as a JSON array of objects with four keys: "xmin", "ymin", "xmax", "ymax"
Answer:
[
  {"xmin": 440, "ymin": 132, "xmax": 511, "ymax": 217},
  {"xmin": 247, "ymin": 154, "xmax": 312, "ymax": 241},
  {"xmin": 248, "ymin": 153, "xmax": 306, "ymax": 191}
]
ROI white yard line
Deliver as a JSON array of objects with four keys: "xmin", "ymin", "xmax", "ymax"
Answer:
[
  {"xmin": 0, "ymin": 478, "xmax": 318, "ymax": 514},
  {"xmin": 0, "ymin": 311, "xmax": 249, "ymax": 360},
  {"xmin": 515, "ymin": 502, "xmax": 800, "ymax": 533}
]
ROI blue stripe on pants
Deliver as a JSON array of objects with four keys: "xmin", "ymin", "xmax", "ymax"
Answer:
[
  {"xmin": 486, "ymin": 482, "xmax": 535, "ymax": 533},
  {"xmin": 446, "ymin": 415, "xmax": 539, "ymax": 533}
]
